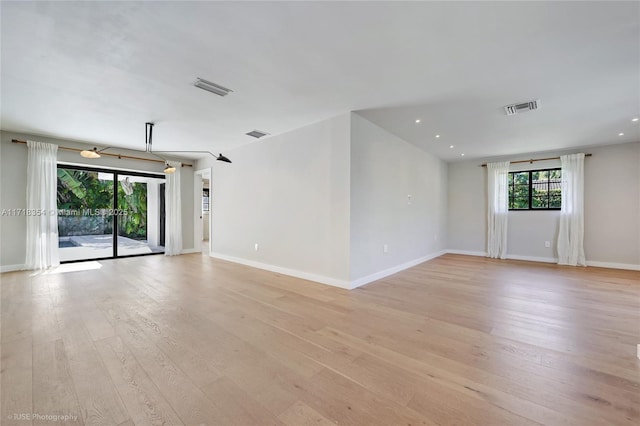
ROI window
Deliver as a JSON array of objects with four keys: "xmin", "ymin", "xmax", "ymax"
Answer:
[
  {"xmin": 202, "ymin": 188, "xmax": 209, "ymax": 212},
  {"xmin": 508, "ymin": 168, "xmax": 561, "ymax": 210}
]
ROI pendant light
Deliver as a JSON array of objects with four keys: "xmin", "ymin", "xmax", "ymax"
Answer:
[
  {"xmin": 77, "ymin": 122, "xmax": 232, "ymax": 172},
  {"xmin": 145, "ymin": 123, "xmax": 233, "ymax": 167},
  {"xmin": 216, "ymin": 153, "xmax": 232, "ymax": 163},
  {"xmin": 80, "ymin": 146, "xmax": 111, "ymax": 158}
]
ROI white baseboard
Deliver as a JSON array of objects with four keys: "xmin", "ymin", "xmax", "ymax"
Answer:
[
  {"xmin": 209, "ymin": 250, "xmax": 448, "ymax": 290},
  {"xmin": 446, "ymin": 249, "xmax": 487, "ymax": 257},
  {"xmin": 1, "ymin": 264, "xmax": 26, "ymax": 273},
  {"xmin": 446, "ymin": 249, "xmax": 559, "ymax": 264},
  {"xmin": 506, "ymin": 254, "xmax": 557, "ymax": 264},
  {"xmin": 446, "ymin": 249, "xmax": 557, "ymax": 263},
  {"xmin": 209, "ymin": 252, "xmax": 351, "ymax": 289},
  {"xmin": 446, "ymin": 249, "xmax": 639, "ymax": 271},
  {"xmin": 586, "ymin": 260, "xmax": 640, "ymax": 271},
  {"xmin": 181, "ymin": 248, "xmax": 200, "ymax": 254},
  {"xmin": 189, "ymin": 247, "xmax": 640, "ymax": 289},
  {"xmin": 350, "ymin": 250, "xmax": 447, "ymax": 289}
]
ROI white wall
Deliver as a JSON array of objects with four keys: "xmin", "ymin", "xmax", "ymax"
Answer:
[
  {"xmin": 197, "ymin": 113, "xmax": 449, "ymax": 288},
  {"xmin": 203, "ymin": 212, "xmax": 209, "ymax": 240},
  {"xmin": 446, "ymin": 159, "xmax": 486, "ymax": 254},
  {"xmin": 0, "ymin": 133, "xmax": 28, "ymax": 269},
  {"xmin": 0, "ymin": 130, "xmax": 195, "ymax": 270},
  {"xmin": 350, "ymin": 113, "xmax": 448, "ymax": 282},
  {"xmin": 197, "ymin": 114, "xmax": 352, "ymax": 286},
  {"xmin": 584, "ymin": 143, "xmax": 640, "ymax": 266},
  {"xmin": 448, "ymin": 142, "xmax": 640, "ymax": 268}
]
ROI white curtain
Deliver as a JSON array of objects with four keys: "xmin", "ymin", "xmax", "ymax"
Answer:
[
  {"xmin": 165, "ymin": 161, "xmax": 182, "ymax": 256},
  {"xmin": 25, "ymin": 141, "xmax": 60, "ymax": 270},
  {"xmin": 557, "ymin": 153, "xmax": 586, "ymax": 266},
  {"xmin": 487, "ymin": 161, "xmax": 510, "ymax": 259}
]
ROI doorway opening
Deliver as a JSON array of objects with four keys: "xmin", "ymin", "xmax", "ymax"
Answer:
[
  {"xmin": 194, "ymin": 168, "xmax": 212, "ymax": 255},
  {"xmin": 202, "ymin": 179, "xmax": 210, "ymax": 255}
]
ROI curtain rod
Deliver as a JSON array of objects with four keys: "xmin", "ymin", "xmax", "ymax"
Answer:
[
  {"xmin": 11, "ymin": 139, "xmax": 193, "ymax": 167},
  {"xmin": 481, "ymin": 153, "xmax": 592, "ymax": 167}
]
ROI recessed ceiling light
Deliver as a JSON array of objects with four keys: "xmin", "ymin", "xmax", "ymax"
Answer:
[
  {"xmin": 435, "ymin": 134, "xmax": 440, "ymax": 138},
  {"xmin": 618, "ymin": 132, "xmax": 624, "ymax": 136},
  {"xmin": 461, "ymin": 153, "xmax": 465, "ymax": 156},
  {"xmin": 415, "ymin": 119, "xmax": 421, "ymax": 123},
  {"xmin": 632, "ymin": 118, "xmax": 639, "ymax": 122},
  {"xmin": 449, "ymin": 145, "xmax": 454, "ymax": 149}
]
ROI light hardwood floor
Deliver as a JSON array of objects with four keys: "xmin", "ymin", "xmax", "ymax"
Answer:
[{"xmin": 1, "ymin": 253, "xmax": 639, "ymax": 425}]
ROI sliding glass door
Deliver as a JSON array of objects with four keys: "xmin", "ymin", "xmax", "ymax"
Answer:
[
  {"xmin": 57, "ymin": 168, "xmax": 114, "ymax": 261},
  {"xmin": 116, "ymin": 174, "xmax": 165, "ymax": 256},
  {"xmin": 57, "ymin": 165, "xmax": 165, "ymax": 262}
]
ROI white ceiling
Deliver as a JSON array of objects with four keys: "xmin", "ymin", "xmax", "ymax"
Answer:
[{"xmin": 1, "ymin": 1, "xmax": 638, "ymax": 161}]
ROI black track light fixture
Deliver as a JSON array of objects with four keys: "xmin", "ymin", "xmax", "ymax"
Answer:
[{"xmin": 78, "ymin": 122, "xmax": 232, "ymax": 172}]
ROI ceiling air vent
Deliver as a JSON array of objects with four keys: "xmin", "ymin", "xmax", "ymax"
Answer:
[
  {"xmin": 194, "ymin": 78, "xmax": 233, "ymax": 97},
  {"xmin": 504, "ymin": 99, "xmax": 540, "ymax": 116},
  {"xmin": 246, "ymin": 130, "xmax": 269, "ymax": 139}
]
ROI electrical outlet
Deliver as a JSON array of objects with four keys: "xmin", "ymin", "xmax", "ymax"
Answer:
[
  {"xmin": 544, "ymin": 241, "xmax": 551, "ymax": 248},
  {"xmin": 407, "ymin": 194, "xmax": 412, "ymax": 205},
  {"xmin": 254, "ymin": 243, "xmax": 259, "ymax": 251},
  {"xmin": 383, "ymin": 244, "xmax": 389, "ymax": 253}
]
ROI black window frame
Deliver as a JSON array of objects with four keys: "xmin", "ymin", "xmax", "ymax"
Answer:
[
  {"xmin": 508, "ymin": 168, "xmax": 562, "ymax": 211},
  {"xmin": 56, "ymin": 163, "xmax": 166, "ymax": 263}
]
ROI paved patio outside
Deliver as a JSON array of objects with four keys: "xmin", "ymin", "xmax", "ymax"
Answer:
[{"xmin": 59, "ymin": 235, "xmax": 164, "ymax": 261}]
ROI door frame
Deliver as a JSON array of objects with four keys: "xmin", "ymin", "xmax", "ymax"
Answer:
[{"xmin": 194, "ymin": 168, "xmax": 212, "ymax": 253}]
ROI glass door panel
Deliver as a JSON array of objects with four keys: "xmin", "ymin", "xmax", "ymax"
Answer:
[
  {"xmin": 116, "ymin": 174, "xmax": 165, "ymax": 256},
  {"xmin": 57, "ymin": 168, "xmax": 114, "ymax": 261}
]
